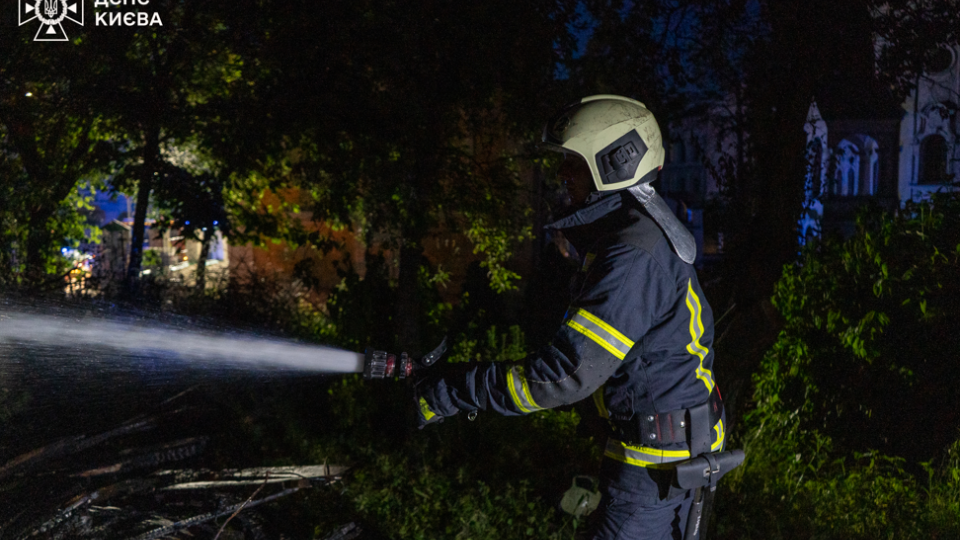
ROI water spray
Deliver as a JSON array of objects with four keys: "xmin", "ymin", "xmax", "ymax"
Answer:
[
  {"xmin": 0, "ymin": 308, "xmax": 446, "ymax": 380},
  {"xmin": 0, "ymin": 311, "xmax": 364, "ymax": 373},
  {"xmin": 0, "ymin": 305, "xmax": 449, "ymax": 540}
]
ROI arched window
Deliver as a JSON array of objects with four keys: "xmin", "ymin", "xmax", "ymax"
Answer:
[
  {"xmin": 835, "ymin": 139, "xmax": 860, "ymax": 196},
  {"xmin": 919, "ymin": 135, "xmax": 949, "ymax": 184},
  {"xmin": 926, "ymin": 47, "xmax": 955, "ymax": 75}
]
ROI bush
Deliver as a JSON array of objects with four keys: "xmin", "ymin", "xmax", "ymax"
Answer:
[
  {"xmin": 716, "ymin": 194, "xmax": 960, "ymax": 539},
  {"xmin": 308, "ymin": 323, "xmax": 599, "ymax": 540}
]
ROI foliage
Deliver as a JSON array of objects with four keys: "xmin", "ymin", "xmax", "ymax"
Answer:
[
  {"xmin": 350, "ymin": 456, "xmax": 574, "ymax": 540},
  {"xmin": 715, "ymin": 194, "xmax": 960, "ymax": 539},
  {"xmin": 78, "ymin": 0, "xmax": 263, "ymax": 286},
  {"xmin": 873, "ymin": 0, "xmax": 960, "ymax": 101},
  {"xmin": 716, "ymin": 443, "xmax": 960, "ymax": 540},
  {"xmin": 464, "ymin": 216, "xmax": 534, "ymax": 294},
  {"xmin": 141, "ymin": 249, "xmax": 163, "ymax": 270},
  {"xmin": 318, "ymin": 254, "xmax": 453, "ymax": 354},
  {"xmin": 0, "ymin": 178, "xmax": 102, "ymax": 286},
  {"xmin": 448, "ymin": 324, "xmax": 528, "ymax": 364},
  {"xmin": 0, "ymin": 33, "xmax": 115, "ymax": 282},
  {"xmin": 222, "ymin": 0, "xmax": 581, "ymax": 348},
  {"xmin": 752, "ymin": 194, "xmax": 960, "ymax": 460},
  {"xmin": 924, "ymin": 440, "xmax": 960, "ymax": 537},
  {"xmin": 46, "ymin": 187, "xmax": 103, "ymax": 272},
  {"xmin": 310, "ymin": 324, "xmax": 598, "ymax": 540}
]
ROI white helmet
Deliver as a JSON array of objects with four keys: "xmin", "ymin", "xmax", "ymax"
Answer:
[
  {"xmin": 543, "ymin": 95, "xmax": 696, "ymax": 264},
  {"xmin": 542, "ymin": 94, "xmax": 665, "ymax": 192}
]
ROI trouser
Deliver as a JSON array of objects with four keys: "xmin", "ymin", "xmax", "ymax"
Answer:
[
  {"xmin": 584, "ymin": 489, "xmax": 694, "ymax": 540},
  {"xmin": 583, "ymin": 405, "xmax": 727, "ymax": 540}
]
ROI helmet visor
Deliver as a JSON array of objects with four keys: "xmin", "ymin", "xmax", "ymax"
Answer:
[{"xmin": 541, "ymin": 101, "xmax": 582, "ymax": 148}]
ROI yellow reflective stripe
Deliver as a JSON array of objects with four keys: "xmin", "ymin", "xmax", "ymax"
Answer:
[
  {"xmin": 604, "ymin": 439, "xmax": 690, "ymax": 467},
  {"xmin": 567, "ymin": 320, "xmax": 626, "ymax": 359},
  {"xmin": 418, "ymin": 397, "xmax": 436, "ymax": 422},
  {"xmin": 685, "ymin": 280, "xmax": 716, "ymax": 394},
  {"xmin": 582, "ymin": 253, "xmax": 596, "ymax": 270},
  {"xmin": 605, "ymin": 418, "xmax": 726, "ymax": 468},
  {"xmin": 517, "ymin": 369, "xmax": 542, "ymax": 411},
  {"xmin": 592, "ymin": 386, "xmax": 609, "ymax": 419},
  {"xmin": 577, "ymin": 309, "xmax": 634, "ymax": 348},
  {"xmin": 566, "ymin": 309, "xmax": 634, "ymax": 360},
  {"xmin": 507, "ymin": 367, "xmax": 542, "ymax": 414},
  {"xmin": 712, "ymin": 419, "xmax": 725, "ymax": 452},
  {"xmin": 506, "ymin": 368, "xmax": 528, "ymax": 412}
]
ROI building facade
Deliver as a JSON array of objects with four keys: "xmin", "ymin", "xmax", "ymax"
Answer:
[{"xmin": 665, "ymin": 43, "xmax": 960, "ymax": 257}]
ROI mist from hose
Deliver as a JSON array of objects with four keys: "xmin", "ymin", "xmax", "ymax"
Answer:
[{"xmin": 0, "ymin": 311, "xmax": 365, "ymax": 374}]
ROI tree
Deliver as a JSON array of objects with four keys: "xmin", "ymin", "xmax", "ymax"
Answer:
[
  {"xmin": 78, "ymin": 0, "xmax": 253, "ymax": 294},
  {"xmin": 0, "ymin": 21, "xmax": 113, "ymax": 285},
  {"xmin": 142, "ymin": 164, "xmax": 230, "ymax": 291},
  {"xmin": 873, "ymin": 0, "xmax": 960, "ymax": 100},
  {"xmin": 215, "ymin": 0, "xmax": 579, "ymax": 351},
  {"xmin": 713, "ymin": 194, "xmax": 960, "ymax": 540}
]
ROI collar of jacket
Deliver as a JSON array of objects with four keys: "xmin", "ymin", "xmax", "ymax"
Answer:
[
  {"xmin": 545, "ymin": 191, "xmax": 634, "ymax": 257},
  {"xmin": 544, "ymin": 191, "xmax": 625, "ymax": 232}
]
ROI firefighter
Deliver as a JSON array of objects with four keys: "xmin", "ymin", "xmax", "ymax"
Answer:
[{"xmin": 416, "ymin": 95, "xmax": 727, "ymax": 539}]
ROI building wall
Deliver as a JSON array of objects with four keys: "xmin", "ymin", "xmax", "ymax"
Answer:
[{"xmin": 898, "ymin": 44, "xmax": 960, "ymax": 202}]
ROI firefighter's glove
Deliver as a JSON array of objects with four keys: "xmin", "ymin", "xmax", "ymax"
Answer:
[
  {"xmin": 416, "ymin": 396, "xmax": 445, "ymax": 429},
  {"xmin": 414, "ymin": 370, "xmax": 462, "ymax": 430}
]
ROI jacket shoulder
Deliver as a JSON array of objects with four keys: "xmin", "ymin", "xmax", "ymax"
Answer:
[{"xmin": 612, "ymin": 211, "xmax": 664, "ymax": 253}]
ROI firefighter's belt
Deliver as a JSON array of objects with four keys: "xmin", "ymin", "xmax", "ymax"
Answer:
[{"xmin": 608, "ymin": 386, "xmax": 723, "ymax": 449}]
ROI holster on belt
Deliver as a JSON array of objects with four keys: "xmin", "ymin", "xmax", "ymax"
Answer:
[
  {"xmin": 608, "ymin": 387, "xmax": 723, "ymax": 449},
  {"xmin": 608, "ymin": 387, "xmax": 744, "ymax": 496}
]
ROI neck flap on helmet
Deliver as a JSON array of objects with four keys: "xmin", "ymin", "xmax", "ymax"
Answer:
[{"xmin": 626, "ymin": 184, "xmax": 696, "ymax": 264}]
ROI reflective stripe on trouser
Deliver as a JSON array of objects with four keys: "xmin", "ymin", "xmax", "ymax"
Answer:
[
  {"xmin": 506, "ymin": 367, "xmax": 543, "ymax": 414},
  {"xmin": 566, "ymin": 308, "xmax": 635, "ymax": 360},
  {"xmin": 604, "ymin": 418, "xmax": 726, "ymax": 468}
]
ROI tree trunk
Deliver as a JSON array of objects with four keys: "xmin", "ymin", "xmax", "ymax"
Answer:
[
  {"xmin": 395, "ymin": 242, "xmax": 423, "ymax": 352},
  {"xmin": 24, "ymin": 209, "xmax": 54, "ymax": 285},
  {"xmin": 126, "ymin": 128, "xmax": 161, "ymax": 294},
  {"xmin": 195, "ymin": 230, "xmax": 211, "ymax": 292}
]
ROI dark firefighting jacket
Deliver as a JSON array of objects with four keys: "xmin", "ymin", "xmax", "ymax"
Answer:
[{"xmin": 419, "ymin": 191, "xmax": 723, "ymax": 492}]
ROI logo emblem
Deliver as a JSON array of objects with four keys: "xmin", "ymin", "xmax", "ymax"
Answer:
[{"xmin": 19, "ymin": 0, "xmax": 84, "ymax": 42}]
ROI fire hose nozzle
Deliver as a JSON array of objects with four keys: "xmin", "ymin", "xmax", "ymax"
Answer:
[
  {"xmin": 363, "ymin": 350, "xmax": 413, "ymax": 380},
  {"xmin": 362, "ymin": 337, "xmax": 447, "ymax": 380}
]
